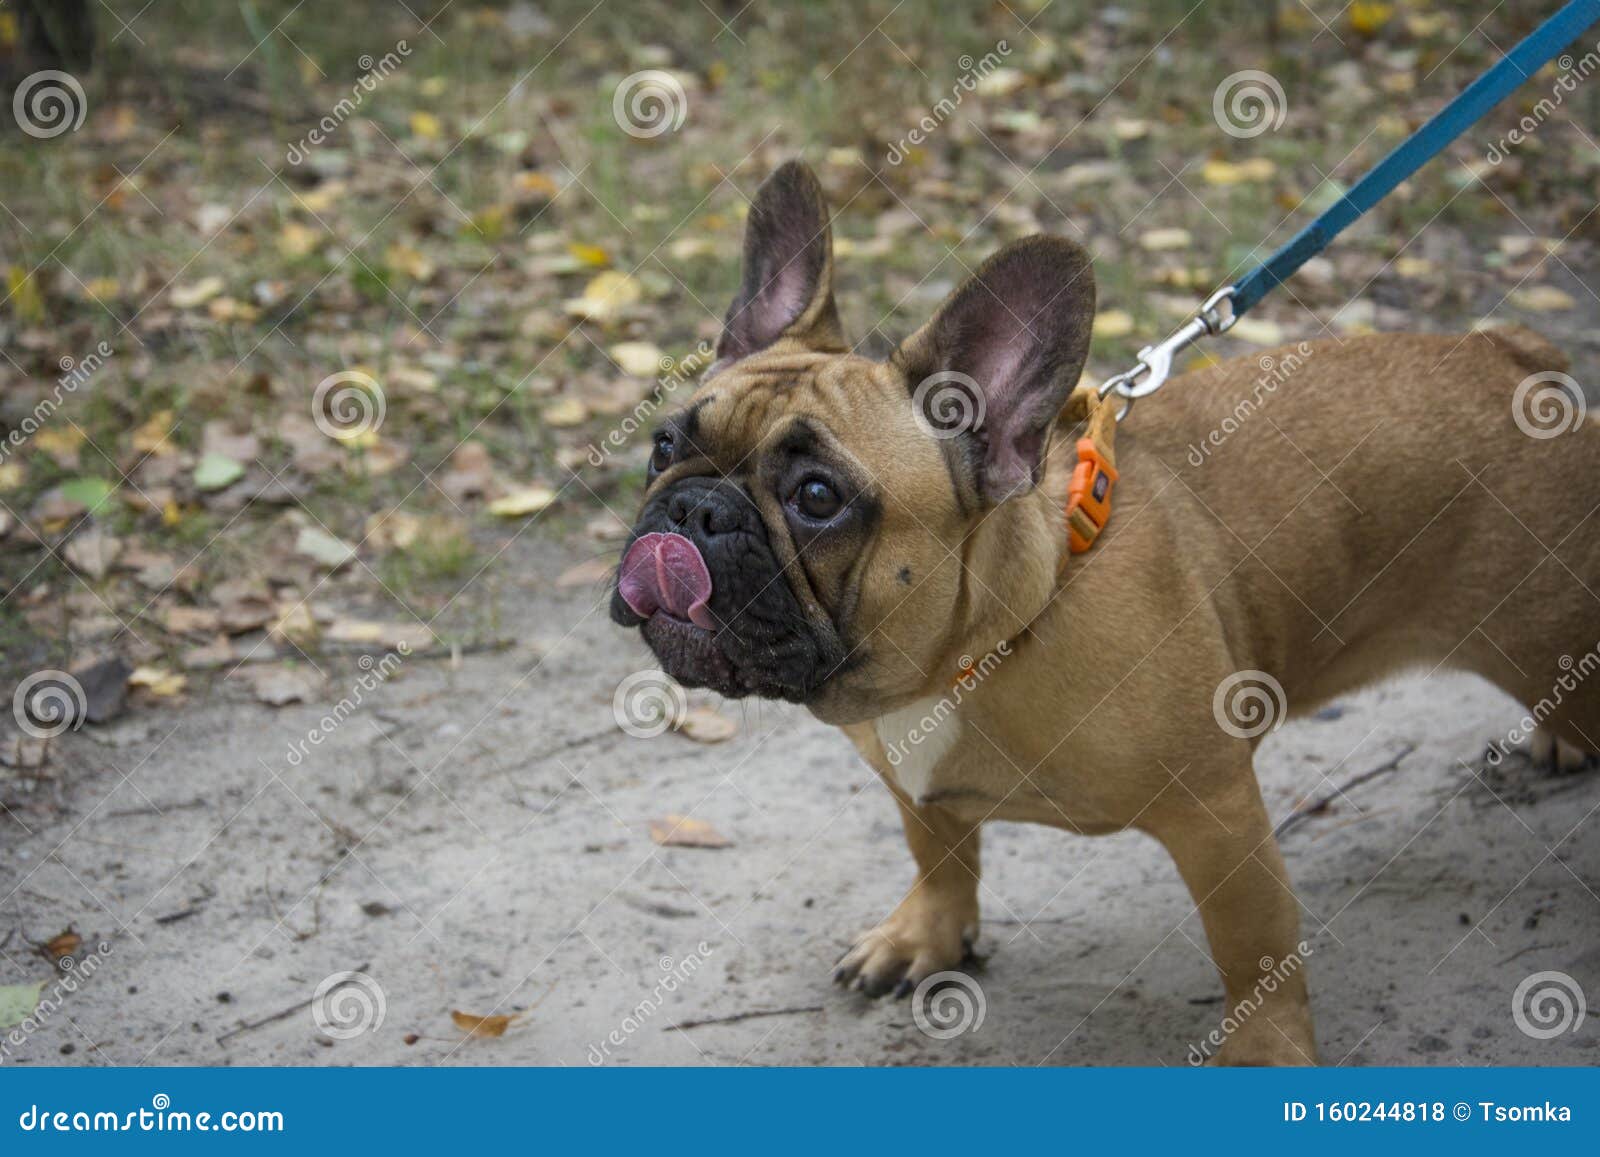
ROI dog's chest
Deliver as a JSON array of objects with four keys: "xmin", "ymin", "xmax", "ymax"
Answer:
[{"xmin": 872, "ymin": 695, "xmax": 962, "ymax": 803}]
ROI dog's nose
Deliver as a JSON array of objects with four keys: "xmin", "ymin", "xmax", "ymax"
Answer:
[{"xmin": 666, "ymin": 486, "xmax": 743, "ymax": 539}]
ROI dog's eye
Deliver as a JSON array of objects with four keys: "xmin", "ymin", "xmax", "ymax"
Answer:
[
  {"xmin": 791, "ymin": 477, "xmax": 842, "ymax": 521},
  {"xmin": 649, "ymin": 433, "xmax": 674, "ymax": 476}
]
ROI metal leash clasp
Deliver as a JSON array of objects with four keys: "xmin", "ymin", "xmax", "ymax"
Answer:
[{"xmin": 1097, "ymin": 286, "xmax": 1238, "ymax": 421}]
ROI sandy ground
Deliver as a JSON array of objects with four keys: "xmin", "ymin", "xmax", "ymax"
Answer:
[{"xmin": 2, "ymin": 537, "xmax": 1597, "ymax": 1069}]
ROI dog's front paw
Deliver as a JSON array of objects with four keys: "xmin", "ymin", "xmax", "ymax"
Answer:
[{"xmin": 832, "ymin": 891, "xmax": 978, "ymax": 998}]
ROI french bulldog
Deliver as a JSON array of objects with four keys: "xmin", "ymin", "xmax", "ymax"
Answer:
[{"xmin": 610, "ymin": 160, "xmax": 1600, "ymax": 1064}]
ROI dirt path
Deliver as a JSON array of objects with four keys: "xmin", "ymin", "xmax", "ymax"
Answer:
[{"xmin": 2, "ymin": 536, "xmax": 1597, "ymax": 1068}]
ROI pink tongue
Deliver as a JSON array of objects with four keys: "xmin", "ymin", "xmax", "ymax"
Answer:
[{"xmin": 618, "ymin": 532, "xmax": 715, "ymax": 629}]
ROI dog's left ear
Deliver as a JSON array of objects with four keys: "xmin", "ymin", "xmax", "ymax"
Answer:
[
  {"xmin": 894, "ymin": 236, "xmax": 1095, "ymax": 503},
  {"xmin": 716, "ymin": 161, "xmax": 847, "ymax": 366}
]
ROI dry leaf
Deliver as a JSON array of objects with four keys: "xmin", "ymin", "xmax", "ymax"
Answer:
[
  {"xmin": 1092, "ymin": 310, "xmax": 1135, "ymax": 339},
  {"xmin": 451, "ymin": 1009, "xmax": 521, "ymax": 1038},
  {"xmin": 1509, "ymin": 286, "xmax": 1574, "ymax": 312},
  {"xmin": 609, "ymin": 341, "xmax": 665, "ymax": 378},
  {"xmin": 129, "ymin": 666, "xmax": 187, "ymax": 697},
  {"xmin": 44, "ymin": 929, "xmax": 82, "ymax": 962},
  {"xmin": 543, "ymin": 397, "xmax": 588, "ymax": 427},
  {"xmin": 1139, "ymin": 227, "xmax": 1193, "ymax": 252},
  {"xmin": 649, "ymin": 815, "xmax": 732, "ymax": 848},
  {"xmin": 170, "ymin": 276, "xmax": 225, "ymax": 309},
  {"xmin": 488, "ymin": 486, "xmax": 556, "ymax": 518}
]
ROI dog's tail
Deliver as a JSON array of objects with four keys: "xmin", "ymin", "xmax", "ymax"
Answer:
[{"xmin": 1478, "ymin": 323, "xmax": 1570, "ymax": 376}]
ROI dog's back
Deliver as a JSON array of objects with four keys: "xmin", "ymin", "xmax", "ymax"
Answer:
[{"xmin": 1113, "ymin": 327, "xmax": 1600, "ymax": 754}]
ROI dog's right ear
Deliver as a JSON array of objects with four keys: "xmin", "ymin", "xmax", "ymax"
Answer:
[{"xmin": 715, "ymin": 161, "xmax": 847, "ymax": 367}]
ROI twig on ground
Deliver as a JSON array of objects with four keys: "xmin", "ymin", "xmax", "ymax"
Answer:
[
  {"xmin": 216, "ymin": 961, "xmax": 370, "ymax": 1045},
  {"xmin": 666, "ymin": 1004, "xmax": 825, "ymax": 1031},
  {"xmin": 1276, "ymin": 743, "xmax": 1416, "ymax": 838}
]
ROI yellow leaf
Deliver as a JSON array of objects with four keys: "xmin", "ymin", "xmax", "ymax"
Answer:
[
  {"xmin": 543, "ymin": 397, "xmax": 588, "ymax": 427},
  {"xmin": 567, "ymin": 242, "xmax": 610, "ymax": 268},
  {"xmin": 0, "ymin": 463, "xmax": 24, "ymax": 491},
  {"xmin": 129, "ymin": 666, "xmax": 187, "ymax": 697},
  {"xmin": 7, "ymin": 265, "xmax": 44, "ymax": 324},
  {"xmin": 488, "ymin": 486, "xmax": 557, "ymax": 518},
  {"xmin": 1510, "ymin": 286, "xmax": 1575, "ymax": 312},
  {"xmin": 83, "ymin": 277, "xmax": 121, "ymax": 300},
  {"xmin": 162, "ymin": 499, "xmax": 182, "ymax": 526},
  {"xmin": 1394, "ymin": 256, "xmax": 1433, "ymax": 279},
  {"xmin": 1092, "ymin": 310, "xmax": 1135, "ymax": 339},
  {"xmin": 1139, "ymin": 227, "xmax": 1192, "ymax": 252},
  {"xmin": 563, "ymin": 272, "xmax": 641, "ymax": 322},
  {"xmin": 170, "ymin": 277, "xmax": 225, "ymax": 309},
  {"xmin": 451, "ymin": 1009, "xmax": 521, "ymax": 1038},
  {"xmin": 1348, "ymin": 1, "xmax": 1394, "ymax": 36},
  {"xmin": 410, "ymin": 111, "xmax": 443, "ymax": 139},
  {"xmin": 385, "ymin": 243, "xmax": 436, "ymax": 282},
  {"xmin": 131, "ymin": 410, "xmax": 177, "ymax": 455},
  {"xmin": 609, "ymin": 341, "xmax": 665, "ymax": 378},
  {"xmin": 1201, "ymin": 157, "xmax": 1276, "ymax": 186},
  {"xmin": 514, "ymin": 171, "xmax": 560, "ymax": 199},
  {"xmin": 649, "ymin": 815, "xmax": 732, "ymax": 848},
  {"xmin": 277, "ymin": 222, "xmax": 321, "ymax": 258}
]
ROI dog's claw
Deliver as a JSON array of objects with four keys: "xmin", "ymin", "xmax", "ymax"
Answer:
[{"xmin": 892, "ymin": 978, "xmax": 914, "ymax": 999}]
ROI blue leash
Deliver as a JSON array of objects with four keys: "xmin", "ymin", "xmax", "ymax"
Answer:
[{"xmin": 1101, "ymin": 0, "xmax": 1600, "ymax": 415}]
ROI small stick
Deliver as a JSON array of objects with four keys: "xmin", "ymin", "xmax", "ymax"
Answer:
[
  {"xmin": 1276, "ymin": 742, "xmax": 1416, "ymax": 838},
  {"xmin": 216, "ymin": 961, "xmax": 370, "ymax": 1045},
  {"xmin": 666, "ymin": 1004, "xmax": 824, "ymax": 1032}
]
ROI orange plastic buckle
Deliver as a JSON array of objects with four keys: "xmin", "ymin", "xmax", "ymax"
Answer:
[{"xmin": 1065, "ymin": 436, "xmax": 1117, "ymax": 554}]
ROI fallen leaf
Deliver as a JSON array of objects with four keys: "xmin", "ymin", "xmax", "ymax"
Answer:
[
  {"xmin": 63, "ymin": 524, "xmax": 121, "ymax": 580},
  {"xmin": 163, "ymin": 605, "xmax": 222, "ymax": 635},
  {"xmin": 43, "ymin": 929, "xmax": 81, "ymax": 962},
  {"xmin": 1509, "ymin": 286, "xmax": 1574, "ymax": 312},
  {"xmin": 563, "ymin": 271, "xmax": 641, "ymax": 322},
  {"xmin": 170, "ymin": 276, "xmax": 225, "ymax": 309},
  {"xmin": 240, "ymin": 664, "xmax": 323, "ymax": 706},
  {"xmin": 1201, "ymin": 157, "xmax": 1277, "ymax": 186},
  {"xmin": 1348, "ymin": 1, "xmax": 1394, "ymax": 36},
  {"xmin": 193, "ymin": 453, "xmax": 245, "ymax": 492},
  {"xmin": 385, "ymin": 243, "xmax": 436, "ymax": 282},
  {"xmin": 451, "ymin": 1009, "xmax": 521, "ymax": 1038},
  {"xmin": 57, "ymin": 476, "xmax": 117, "ymax": 516},
  {"xmin": 294, "ymin": 525, "xmax": 357, "ymax": 569},
  {"xmin": 488, "ymin": 486, "xmax": 556, "ymax": 518},
  {"xmin": 131, "ymin": 410, "xmax": 178, "ymax": 455},
  {"xmin": 325, "ymin": 618, "xmax": 434, "ymax": 651},
  {"xmin": 543, "ymin": 397, "xmax": 588, "ymax": 427},
  {"xmin": 567, "ymin": 241, "xmax": 610, "ymax": 267},
  {"xmin": 410, "ymin": 111, "xmax": 443, "ymax": 139},
  {"xmin": 1092, "ymin": 310, "xmax": 1135, "ymax": 339},
  {"xmin": 676, "ymin": 705, "xmax": 737, "ymax": 743},
  {"xmin": 609, "ymin": 341, "xmax": 665, "ymax": 378},
  {"xmin": 649, "ymin": 815, "xmax": 732, "ymax": 848},
  {"xmin": 0, "ymin": 981, "xmax": 46, "ymax": 1029},
  {"xmin": 1139, "ymin": 227, "xmax": 1193, "ymax": 252},
  {"xmin": 556, "ymin": 557, "xmax": 613, "ymax": 587},
  {"xmin": 128, "ymin": 666, "xmax": 187, "ymax": 697},
  {"xmin": 1230, "ymin": 317, "xmax": 1286, "ymax": 345}
]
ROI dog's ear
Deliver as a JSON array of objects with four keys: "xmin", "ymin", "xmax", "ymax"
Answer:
[
  {"xmin": 716, "ymin": 161, "xmax": 847, "ymax": 365},
  {"xmin": 894, "ymin": 237, "xmax": 1095, "ymax": 503}
]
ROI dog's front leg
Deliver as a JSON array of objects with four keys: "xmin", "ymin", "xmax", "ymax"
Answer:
[
  {"xmin": 1149, "ymin": 767, "xmax": 1319, "ymax": 1066},
  {"xmin": 834, "ymin": 783, "xmax": 980, "ymax": 997}
]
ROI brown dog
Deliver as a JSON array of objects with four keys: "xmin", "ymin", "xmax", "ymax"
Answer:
[{"xmin": 611, "ymin": 161, "xmax": 1600, "ymax": 1064}]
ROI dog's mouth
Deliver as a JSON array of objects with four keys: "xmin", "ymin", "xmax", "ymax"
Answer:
[{"xmin": 609, "ymin": 512, "xmax": 848, "ymax": 703}]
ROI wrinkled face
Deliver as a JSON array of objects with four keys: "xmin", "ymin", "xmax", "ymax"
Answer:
[{"xmin": 610, "ymin": 162, "xmax": 1096, "ymax": 725}]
